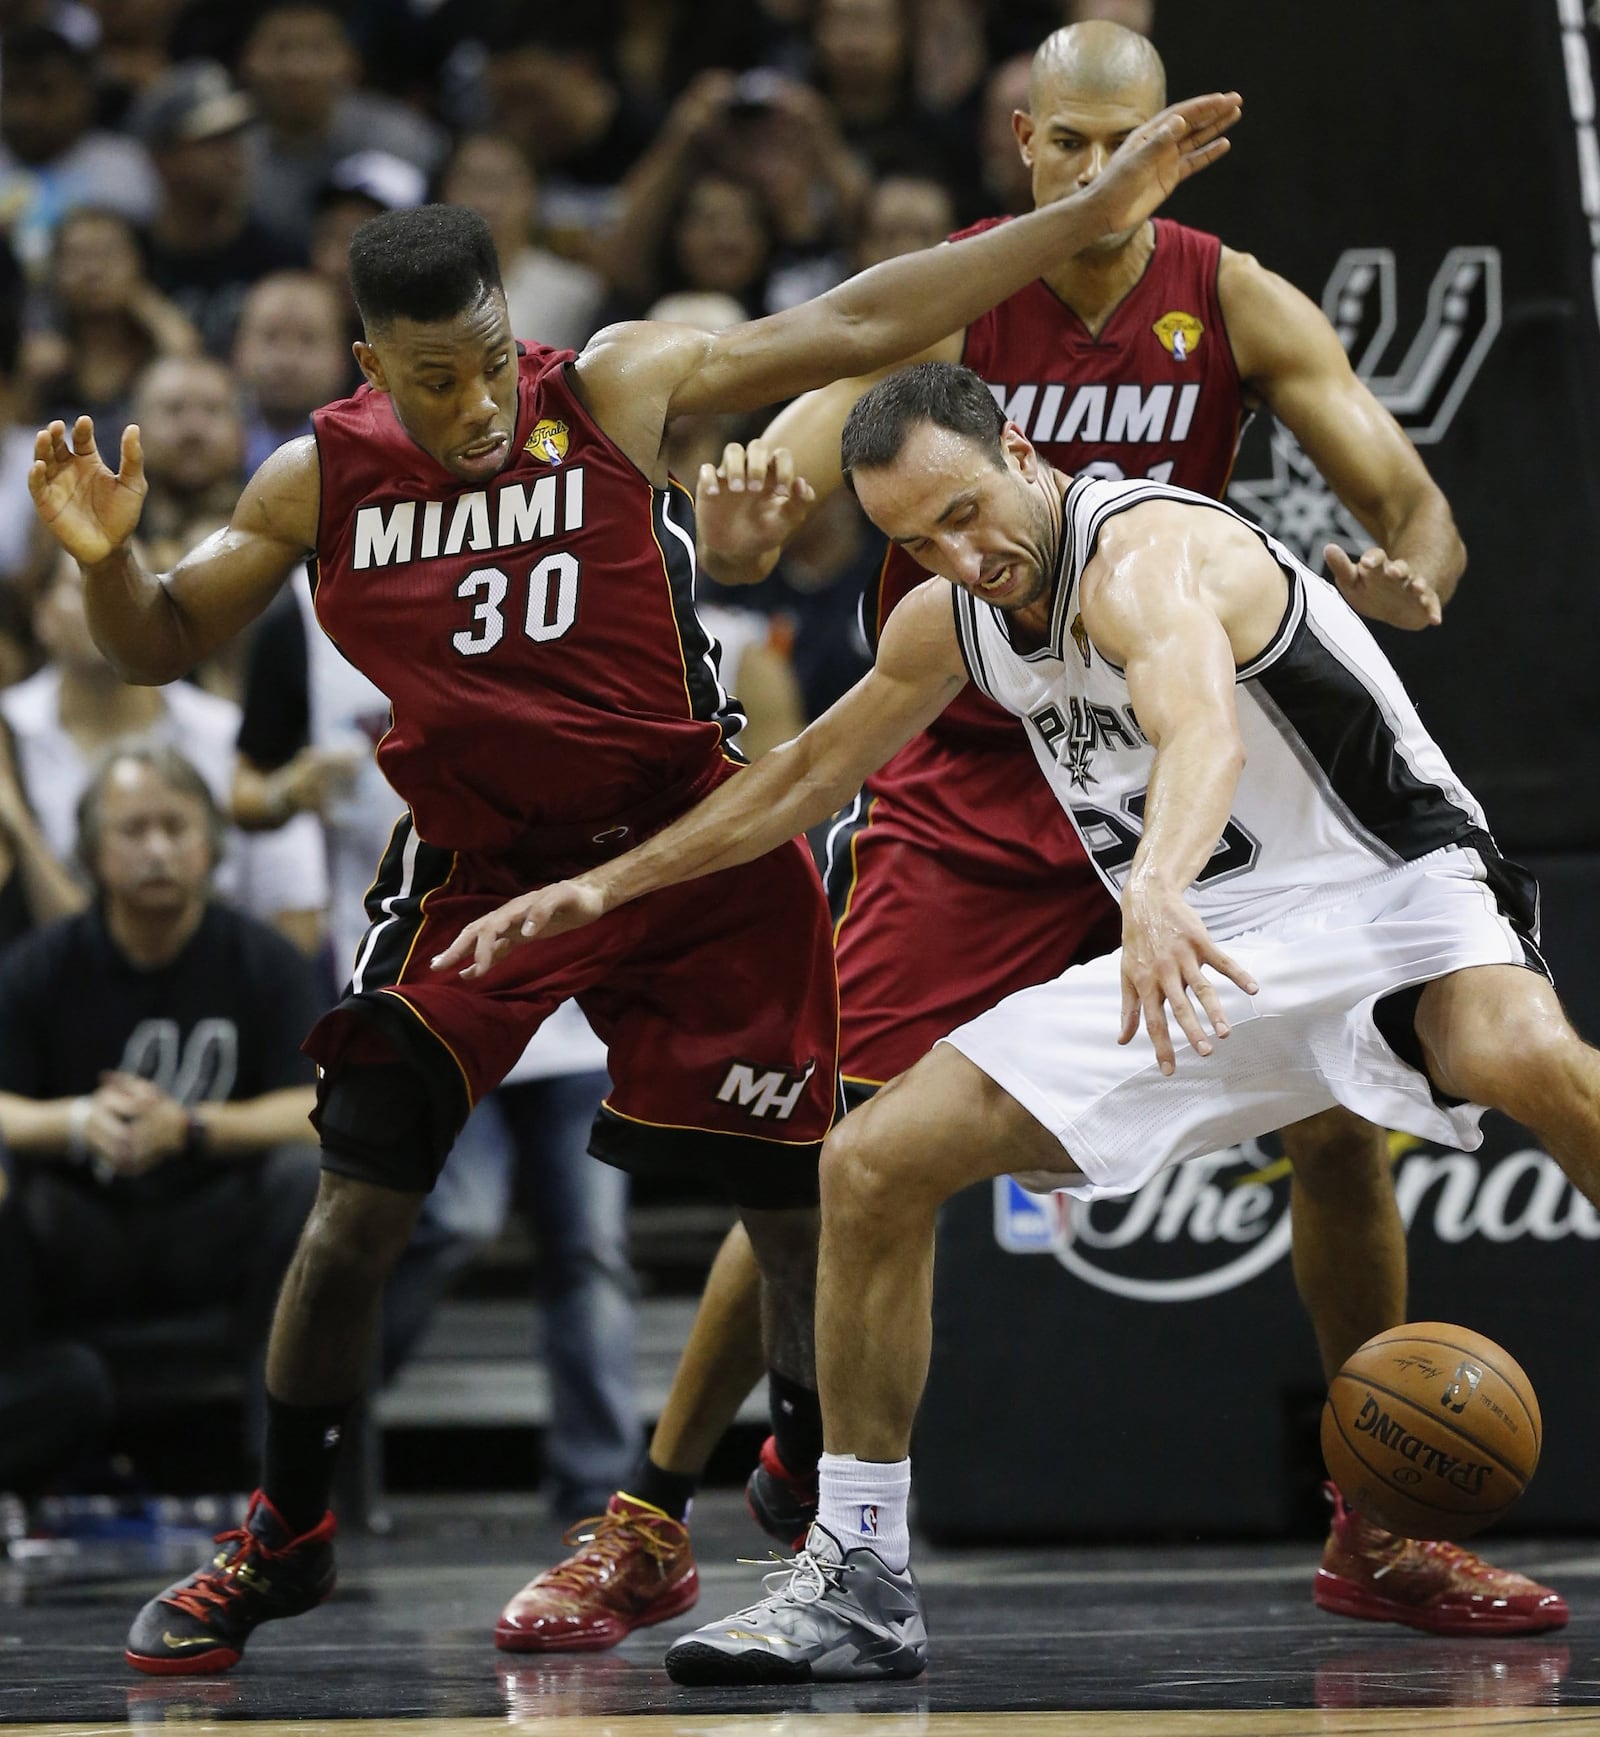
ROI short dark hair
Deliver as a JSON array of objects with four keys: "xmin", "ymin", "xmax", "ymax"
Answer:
[
  {"xmin": 347, "ymin": 204, "xmax": 503, "ymax": 332},
  {"xmin": 76, "ymin": 741, "xmax": 225, "ymax": 884},
  {"xmin": 0, "ymin": 24, "xmax": 90, "ymax": 75},
  {"xmin": 840, "ymin": 362, "xmax": 1007, "ymax": 494}
]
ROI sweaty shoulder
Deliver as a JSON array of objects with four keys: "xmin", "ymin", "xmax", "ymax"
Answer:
[
  {"xmin": 240, "ymin": 435, "xmax": 320, "ymax": 553},
  {"xmin": 570, "ymin": 320, "xmax": 715, "ymax": 482}
]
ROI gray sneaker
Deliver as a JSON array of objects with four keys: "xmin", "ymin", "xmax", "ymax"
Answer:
[{"xmin": 663, "ymin": 1523, "xmax": 927, "ymax": 1684}]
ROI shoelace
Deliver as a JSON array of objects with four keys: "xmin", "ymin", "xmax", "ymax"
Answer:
[
  {"xmin": 536, "ymin": 1509, "xmax": 684, "ymax": 1595},
  {"xmin": 729, "ymin": 1546, "xmax": 846, "ymax": 1613},
  {"xmin": 163, "ymin": 1524, "xmax": 276, "ymax": 1620},
  {"xmin": 1367, "ymin": 1531, "xmax": 1502, "ymax": 1585}
]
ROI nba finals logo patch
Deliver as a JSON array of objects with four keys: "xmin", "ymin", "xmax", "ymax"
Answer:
[
  {"xmin": 858, "ymin": 1504, "xmax": 879, "ymax": 1536},
  {"xmin": 524, "ymin": 418, "xmax": 570, "ymax": 465},
  {"xmin": 1153, "ymin": 310, "xmax": 1203, "ymax": 361},
  {"xmin": 1070, "ymin": 612, "xmax": 1092, "ymax": 668}
]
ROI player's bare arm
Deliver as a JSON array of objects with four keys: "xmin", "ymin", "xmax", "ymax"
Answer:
[
  {"xmin": 698, "ymin": 343, "xmax": 963, "ymax": 585},
  {"xmin": 1081, "ymin": 504, "xmax": 1268, "ymax": 1073},
  {"xmin": 1219, "ymin": 249, "xmax": 1464, "ymax": 630},
  {"xmin": 574, "ymin": 92, "xmax": 1239, "ymax": 480},
  {"xmin": 432, "ymin": 582, "xmax": 969, "ymax": 980},
  {"xmin": 29, "ymin": 418, "xmax": 317, "ymax": 684}
]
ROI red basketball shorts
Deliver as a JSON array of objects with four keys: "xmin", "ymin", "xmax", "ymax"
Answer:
[
  {"xmin": 825, "ymin": 737, "xmax": 1119, "ymax": 1094},
  {"xmin": 306, "ymin": 811, "xmax": 839, "ymax": 1207}
]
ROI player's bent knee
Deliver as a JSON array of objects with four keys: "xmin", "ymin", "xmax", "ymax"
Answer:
[
  {"xmin": 819, "ymin": 1106, "xmax": 927, "ymax": 1229},
  {"xmin": 298, "ymin": 1168, "xmax": 426, "ymax": 1285}
]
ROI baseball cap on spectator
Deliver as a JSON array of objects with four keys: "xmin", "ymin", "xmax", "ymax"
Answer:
[
  {"xmin": 316, "ymin": 150, "xmax": 427, "ymax": 214},
  {"xmin": 129, "ymin": 61, "xmax": 254, "ymax": 151}
]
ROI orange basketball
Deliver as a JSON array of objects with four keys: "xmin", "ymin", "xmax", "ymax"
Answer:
[{"xmin": 1320, "ymin": 1323, "xmax": 1541, "ymax": 1541}]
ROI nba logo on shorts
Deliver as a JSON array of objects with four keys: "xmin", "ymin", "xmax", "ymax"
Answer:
[{"xmin": 858, "ymin": 1503, "xmax": 879, "ymax": 1536}]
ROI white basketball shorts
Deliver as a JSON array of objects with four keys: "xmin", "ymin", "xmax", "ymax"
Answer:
[{"xmin": 940, "ymin": 845, "xmax": 1543, "ymax": 1202}]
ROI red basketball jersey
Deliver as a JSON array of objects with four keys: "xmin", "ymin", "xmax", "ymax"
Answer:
[
  {"xmin": 312, "ymin": 346, "xmax": 740, "ymax": 854},
  {"xmin": 863, "ymin": 218, "xmax": 1244, "ymax": 876}
]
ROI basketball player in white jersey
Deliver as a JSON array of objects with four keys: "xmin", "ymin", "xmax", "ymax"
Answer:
[{"xmin": 435, "ymin": 360, "xmax": 1600, "ymax": 1682}]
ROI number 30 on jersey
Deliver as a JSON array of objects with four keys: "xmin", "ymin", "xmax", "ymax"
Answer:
[{"xmin": 452, "ymin": 554, "xmax": 581, "ymax": 656}]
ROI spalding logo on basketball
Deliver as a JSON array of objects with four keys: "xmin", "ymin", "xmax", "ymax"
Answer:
[{"xmin": 1320, "ymin": 1323, "xmax": 1541, "ymax": 1540}]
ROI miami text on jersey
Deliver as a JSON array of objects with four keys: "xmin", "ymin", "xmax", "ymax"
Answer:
[{"xmin": 352, "ymin": 467, "xmax": 588, "ymax": 571}]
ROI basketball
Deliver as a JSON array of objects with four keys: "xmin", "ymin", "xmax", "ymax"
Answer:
[{"xmin": 1321, "ymin": 1324, "xmax": 1541, "ymax": 1541}]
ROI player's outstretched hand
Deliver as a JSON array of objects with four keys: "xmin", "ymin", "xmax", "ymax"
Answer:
[
  {"xmin": 1325, "ymin": 543, "xmax": 1443, "ymax": 631},
  {"xmin": 1089, "ymin": 91, "xmax": 1242, "ymax": 238},
  {"xmin": 28, "ymin": 416, "xmax": 148, "ymax": 565},
  {"xmin": 1118, "ymin": 882, "xmax": 1258, "ymax": 1076},
  {"xmin": 697, "ymin": 441, "xmax": 817, "ymax": 568},
  {"xmin": 431, "ymin": 878, "xmax": 608, "ymax": 981}
]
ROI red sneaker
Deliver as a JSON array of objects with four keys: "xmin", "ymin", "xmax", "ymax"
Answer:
[
  {"xmin": 494, "ymin": 1493, "xmax": 698, "ymax": 1653},
  {"xmin": 1312, "ymin": 1483, "xmax": 1569, "ymax": 1636}
]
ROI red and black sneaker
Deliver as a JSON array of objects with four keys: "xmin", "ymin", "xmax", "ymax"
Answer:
[
  {"xmin": 745, "ymin": 1434, "xmax": 818, "ymax": 1550},
  {"xmin": 125, "ymin": 1491, "xmax": 337, "ymax": 1675}
]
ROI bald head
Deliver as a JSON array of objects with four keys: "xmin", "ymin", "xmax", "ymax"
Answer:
[{"xmin": 1029, "ymin": 21, "xmax": 1165, "ymax": 113}]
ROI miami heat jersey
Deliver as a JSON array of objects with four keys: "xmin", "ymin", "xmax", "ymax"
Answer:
[
  {"xmin": 312, "ymin": 346, "xmax": 742, "ymax": 854},
  {"xmin": 857, "ymin": 218, "xmax": 1245, "ymax": 880}
]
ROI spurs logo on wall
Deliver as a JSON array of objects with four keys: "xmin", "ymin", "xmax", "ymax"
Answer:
[
  {"xmin": 994, "ymin": 1137, "xmax": 1600, "ymax": 1301},
  {"xmin": 1227, "ymin": 248, "xmax": 1502, "ymax": 565}
]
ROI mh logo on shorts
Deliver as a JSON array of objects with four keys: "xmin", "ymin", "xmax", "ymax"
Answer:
[
  {"xmin": 716, "ymin": 1058, "xmax": 816, "ymax": 1121},
  {"xmin": 858, "ymin": 1504, "xmax": 879, "ymax": 1536}
]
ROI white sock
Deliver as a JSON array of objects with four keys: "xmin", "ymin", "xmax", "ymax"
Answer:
[{"xmin": 817, "ymin": 1451, "xmax": 912, "ymax": 1572}]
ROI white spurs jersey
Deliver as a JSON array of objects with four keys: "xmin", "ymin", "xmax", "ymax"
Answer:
[{"xmin": 950, "ymin": 476, "xmax": 1529, "ymax": 942}]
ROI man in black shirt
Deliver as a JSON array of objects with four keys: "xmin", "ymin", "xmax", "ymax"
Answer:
[{"xmin": 0, "ymin": 742, "xmax": 323, "ymax": 1475}]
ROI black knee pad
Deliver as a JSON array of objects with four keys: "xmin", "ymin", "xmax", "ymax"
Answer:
[{"xmin": 315, "ymin": 1062, "xmax": 461, "ymax": 1195}]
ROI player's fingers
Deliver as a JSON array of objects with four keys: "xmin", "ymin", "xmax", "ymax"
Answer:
[
  {"xmin": 1175, "ymin": 135, "xmax": 1230, "ymax": 179},
  {"xmin": 1162, "ymin": 966, "xmax": 1212, "ymax": 1058},
  {"xmin": 770, "ymin": 446, "xmax": 796, "ymax": 498},
  {"xmin": 1141, "ymin": 990, "xmax": 1176, "ymax": 1075},
  {"xmin": 1200, "ymin": 939, "xmax": 1259, "ymax": 997},
  {"xmin": 1358, "ymin": 547, "xmax": 1385, "ymax": 570},
  {"xmin": 719, "ymin": 443, "xmax": 748, "ymax": 491},
  {"xmin": 1192, "ymin": 976, "xmax": 1230, "ymax": 1041},
  {"xmin": 71, "ymin": 415, "xmax": 98, "ymax": 460},
  {"xmin": 794, "ymin": 476, "xmax": 816, "ymax": 505},
  {"xmin": 744, "ymin": 440, "xmax": 770, "ymax": 492},
  {"xmin": 50, "ymin": 420, "xmax": 72, "ymax": 464},
  {"xmin": 697, "ymin": 460, "xmax": 719, "ymax": 497},
  {"xmin": 1322, "ymin": 543, "xmax": 1356, "ymax": 585},
  {"xmin": 430, "ymin": 926, "xmax": 478, "ymax": 972},
  {"xmin": 119, "ymin": 422, "xmax": 143, "ymax": 488},
  {"xmin": 1118, "ymin": 972, "xmax": 1141, "ymax": 1045},
  {"xmin": 1387, "ymin": 558, "xmax": 1409, "ymax": 580}
]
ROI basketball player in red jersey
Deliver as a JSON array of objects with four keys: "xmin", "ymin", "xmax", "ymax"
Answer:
[
  {"xmin": 510, "ymin": 22, "xmax": 1563, "ymax": 1642},
  {"xmin": 27, "ymin": 93, "xmax": 1238, "ymax": 1674}
]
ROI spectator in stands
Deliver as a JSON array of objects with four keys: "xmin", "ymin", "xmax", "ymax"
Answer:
[
  {"xmin": 233, "ymin": 271, "xmax": 348, "ymax": 476},
  {"xmin": 606, "ymin": 69, "xmax": 860, "ymax": 315},
  {"xmin": 437, "ymin": 133, "xmax": 603, "ymax": 354},
  {"xmin": 0, "ymin": 24, "xmax": 158, "ymax": 267},
  {"xmin": 239, "ymin": 0, "xmax": 445, "ymax": 250},
  {"xmin": 307, "ymin": 152, "xmax": 425, "ymax": 355},
  {"xmin": 24, "ymin": 207, "xmax": 200, "ymax": 440},
  {"xmin": 92, "ymin": 0, "xmax": 187, "ymax": 119},
  {"xmin": 853, "ymin": 172, "xmax": 956, "ymax": 270},
  {"xmin": 0, "ymin": 743, "xmax": 322, "ymax": 1463},
  {"xmin": 1, "ymin": 548, "xmax": 328, "ymax": 950},
  {"xmin": 126, "ymin": 354, "xmax": 243, "ymax": 569},
  {"xmin": 807, "ymin": 0, "xmax": 964, "ymax": 185},
  {"xmin": 0, "ymin": 232, "xmax": 38, "ymax": 677},
  {"xmin": 0, "ymin": 700, "xmax": 87, "ymax": 946},
  {"xmin": 134, "ymin": 61, "xmax": 304, "ymax": 358},
  {"xmin": 474, "ymin": 8, "xmax": 659, "ymax": 253},
  {"xmin": 974, "ymin": 54, "xmax": 1034, "ymax": 220}
]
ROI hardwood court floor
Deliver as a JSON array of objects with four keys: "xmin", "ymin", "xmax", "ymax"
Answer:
[{"xmin": 2, "ymin": 1492, "xmax": 1596, "ymax": 1733}]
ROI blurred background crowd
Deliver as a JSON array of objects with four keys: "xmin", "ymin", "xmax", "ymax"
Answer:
[{"xmin": 0, "ymin": 0, "xmax": 1157, "ymax": 1532}]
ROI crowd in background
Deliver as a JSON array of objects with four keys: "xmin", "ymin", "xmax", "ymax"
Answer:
[{"xmin": 0, "ymin": 0, "xmax": 1155, "ymax": 1522}]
